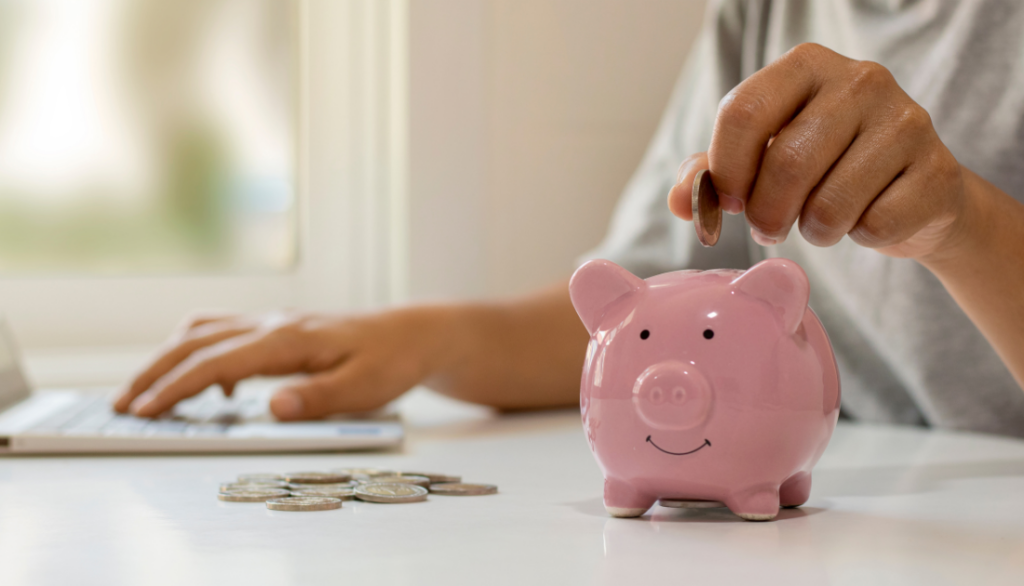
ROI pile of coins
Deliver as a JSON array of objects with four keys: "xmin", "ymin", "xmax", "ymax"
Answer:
[{"xmin": 217, "ymin": 468, "xmax": 498, "ymax": 512}]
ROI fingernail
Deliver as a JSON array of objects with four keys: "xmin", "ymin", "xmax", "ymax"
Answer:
[
  {"xmin": 750, "ymin": 229, "xmax": 778, "ymax": 247},
  {"xmin": 271, "ymin": 390, "xmax": 304, "ymax": 419},
  {"xmin": 721, "ymin": 195, "xmax": 744, "ymax": 214}
]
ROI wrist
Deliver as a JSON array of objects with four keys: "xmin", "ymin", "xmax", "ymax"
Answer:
[{"xmin": 916, "ymin": 166, "xmax": 992, "ymax": 273}]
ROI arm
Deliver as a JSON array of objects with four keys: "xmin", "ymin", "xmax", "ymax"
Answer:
[
  {"xmin": 113, "ymin": 281, "xmax": 588, "ymax": 419},
  {"xmin": 428, "ymin": 280, "xmax": 588, "ymax": 410},
  {"xmin": 918, "ymin": 170, "xmax": 1024, "ymax": 388}
]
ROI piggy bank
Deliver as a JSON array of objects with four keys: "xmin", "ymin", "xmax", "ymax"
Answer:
[{"xmin": 569, "ymin": 258, "xmax": 840, "ymax": 521}]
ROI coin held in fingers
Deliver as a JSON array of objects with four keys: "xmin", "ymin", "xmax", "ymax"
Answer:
[{"xmin": 691, "ymin": 169, "xmax": 722, "ymax": 247}]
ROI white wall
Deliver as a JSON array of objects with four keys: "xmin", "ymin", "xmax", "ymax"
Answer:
[{"xmin": 409, "ymin": 0, "xmax": 707, "ymax": 300}]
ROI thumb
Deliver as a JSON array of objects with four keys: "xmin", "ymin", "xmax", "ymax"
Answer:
[
  {"xmin": 667, "ymin": 152, "xmax": 709, "ymax": 220},
  {"xmin": 269, "ymin": 359, "xmax": 396, "ymax": 420}
]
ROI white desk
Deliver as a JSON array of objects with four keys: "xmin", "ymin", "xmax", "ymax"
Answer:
[{"xmin": 1, "ymin": 390, "xmax": 1023, "ymax": 586}]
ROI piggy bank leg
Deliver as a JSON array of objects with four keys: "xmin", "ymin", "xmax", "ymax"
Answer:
[
  {"xmin": 604, "ymin": 478, "xmax": 655, "ymax": 518},
  {"xmin": 779, "ymin": 471, "xmax": 811, "ymax": 508},
  {"xmin": 725, "ymin": 485, "xmax": 780, "ymax": 522}
]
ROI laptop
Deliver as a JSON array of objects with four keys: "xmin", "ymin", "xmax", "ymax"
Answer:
[{"xmin": 0, "ymin": 319, "xmax": 403, "ymax": 454}]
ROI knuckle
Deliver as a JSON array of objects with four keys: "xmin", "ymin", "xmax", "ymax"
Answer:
[
  {"xmin": 765, "ymin": 141, "xmax": 808, "ymax": 183},
  {"xmin": 717, "ymin": 91, "xmax": 766, "ymax": 127},
  {"xmin": 787, "ymin": 42, "xmax": 831, "ymax": 65},
  {"xmin": 799, "ymin": 199, "xmax": 847, "ymax": 246},
  {"xmin": 849, "ymin": 212, "xmax": 897, "ymax": 248},
  {"xmin": 894, "ymin": 103, "xmax": 933, "ymax": 136},
  {"xmin": 848, "ymin": 60, "xmax": 893, "ymax": 94}
]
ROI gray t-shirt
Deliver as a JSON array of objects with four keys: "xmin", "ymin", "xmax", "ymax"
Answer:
[{"xmin": 583, "ymin": 0, "xmax": 1024, "ymax": 437}]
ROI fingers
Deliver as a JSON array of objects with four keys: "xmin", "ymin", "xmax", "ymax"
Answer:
[
  {"xmin": 270, "ymin": 358, "xmax": 400, "ymax": 420},
  {"xmin": 849, "ymin": 151, "xmax": 962, "ymax": 253},
  {"xmin": 708, "ymin": 43, "xmax": 842, "ymax": 205},
  {"xmin": 667, "ymin": 152, "xmax": 744, "ymax": 221},
  {"xmin": 796, "ymin": 130, "xmax": 912, "ymax": 247},
  {"xmin": 744, "ymin": 92, "xmax": 863, "ymax": 244},
  {"xmin": 129, "ymin": 330, "xmax": 293, "ymax": 417},
  {"xmin": 113, "ymin": 321, "xmax": 256, "ymax": 413}
]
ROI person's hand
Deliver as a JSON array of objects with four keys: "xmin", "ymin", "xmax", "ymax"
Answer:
[
  {"xmin": 113, "ymin": 307, "xmax": 456, "ymax": 420},
  {"xmin": 667, "ymin": 43, "xmax": 970, "ymax": 261}
]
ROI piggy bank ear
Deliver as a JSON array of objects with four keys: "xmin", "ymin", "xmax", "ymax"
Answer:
[
  {"xmin": 569, "ymin": 260, "xmax": 646, "ymax": 335},
  {"xmin": 730, "ymin": 258, "xmax": 809, "ymax": 335}
]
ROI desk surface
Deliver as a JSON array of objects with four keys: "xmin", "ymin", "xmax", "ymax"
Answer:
[{"xmin": 1, "ymin": 389, "xmax": 1024, "ymax": 586}]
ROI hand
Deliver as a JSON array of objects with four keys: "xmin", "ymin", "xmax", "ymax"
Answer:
[
  {"xmin": 667, "ymin": 43, "xmax": 968, "ymax": 261},
  {"xmin": 113, "ymin": 307, "xmax": 455, "ymax": 420}
]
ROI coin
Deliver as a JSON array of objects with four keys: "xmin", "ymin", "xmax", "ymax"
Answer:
[
  {"xmin": 237, "ymin": 473, "xmax": 284, "ymax": 482},
  {"xmin": 291, "ymin": 486, "xmax": 356, "ymax": 500},
  {"xmin": 428, "ymin": 483, "xmax": 498, "ymax": 496},
  {"xmin": 369, "ymin": 474, "xmax": 431, "ymax": 488},
  {"xmin": 691, "ymin": 169, "xmax": 722, "ymax": 247},
  {"xmin": 332, "ymin": 468, "xmax": 394, "ymax": 481},
  {"xmin": 220, "ymin": 481, "xmax": 289, "ymax": 492},
  {"xmin": 400, "ymin": 471, "xmax": 461, "ymax": 484},
  {"xmin": 288, "ymin": 482, "xmax": 354, "ymax": 491},
  {"xmin": 354, "ymin": 483, "xmax": 429, "ymax": 503},
  {"xmin": 266, "ymin": 497, "xmax": 343, "ymax": 512},
  {"xmin": 658, "ymin": 498, "xmax": 725, "ymax": 509},
  {"xmin": 283, "ymin": 471, "xmax": 352, "ymax": 484},
  {"xmin": 218, "ymin": 489, "xmax": 291, "ymax": 502}
]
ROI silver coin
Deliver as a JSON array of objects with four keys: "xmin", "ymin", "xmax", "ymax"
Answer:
[
  {"xmin": 291, "ymin": 487, "xmax": 355, "ymax": 500},
  {"xmin": 691, "ymin": 169, "xmax": 722, "ymax": 247},
  {"xmin": 237, "ymin": 473, "xmax": 284, "ymax": 482},
  {"xmin": 220, "ymin": 481, "xmax": 289, "ymax": 491},
  {"xmin": 658, "ymin": 498, "xmax": 725, "ymax": 509},
  {"xmin": 266, "ymin": 496, "xmax": 343, "ymax": 512},
  {"xmin": 400, "ymin": 471, "xmax": 461, "ymax": 484},
  {"xmin": 354, "ymin": 483, "xmax": 429, "ymax": 503},
  {"xmin": 218, "ymin": 488, "xmax": 291, "ymax": 502},
  {"xmin": 331, "ymin": 468, "xmax": 395, "ymax": 481},
  {"xmin": 288, "ymin": 482, "xmax": 354, "ymax": 491},
  {"xmin": 428, "ymin": 482, "xmax": 497, "ymax": 496},
  {"xmin": 283, "ymin": 471, "xmax": 352, "ymax": 484},
  {"xmin": 369, "ymin": 474, "xmax": 431, "ymax": 488}
]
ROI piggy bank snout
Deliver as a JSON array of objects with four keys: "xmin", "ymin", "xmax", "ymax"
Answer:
[{"xmin": 632, "ymin": 362, "xmax": 712, "ymax": 431}]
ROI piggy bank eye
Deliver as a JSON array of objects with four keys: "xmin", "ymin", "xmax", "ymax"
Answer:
[
  {"xmin": 640, "ymin": 329, "xmax": 650, "ymax": 340},
  {"xmin": 703, "ymin": 329, "xmax": 714, "ymax": 340}
]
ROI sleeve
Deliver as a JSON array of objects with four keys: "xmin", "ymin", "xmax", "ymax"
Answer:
[{"xmin": 577, "ymin": 0, "xmax": 756, "ymax": 278}]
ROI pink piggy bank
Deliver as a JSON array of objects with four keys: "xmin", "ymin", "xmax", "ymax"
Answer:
[{"xmin": 569, "ymin": 258, "xmax": 840, "ymax": 521}]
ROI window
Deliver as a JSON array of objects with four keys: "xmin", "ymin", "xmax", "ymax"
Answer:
[{"xmin": 0, "ymin": 0, "xmax": 408, "ymax": 350}]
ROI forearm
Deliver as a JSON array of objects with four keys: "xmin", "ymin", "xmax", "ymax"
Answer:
[
  {"xmin": 425, "ymin": 280, "xmax": 589, "ymax": 410},
  {"xmin": 919, "ymin": 167, "xmax": 1024, "ymax": 389}
]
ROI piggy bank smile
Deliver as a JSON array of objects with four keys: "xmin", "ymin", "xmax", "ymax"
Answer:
[{"xmin": 645, "ymin": 436, "xmax": 711, "ymax": 456}]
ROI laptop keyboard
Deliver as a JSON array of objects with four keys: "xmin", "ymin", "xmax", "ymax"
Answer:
[{"xmin": 26, "ymin": 393, "xmax": 261, "ymax": 437}]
